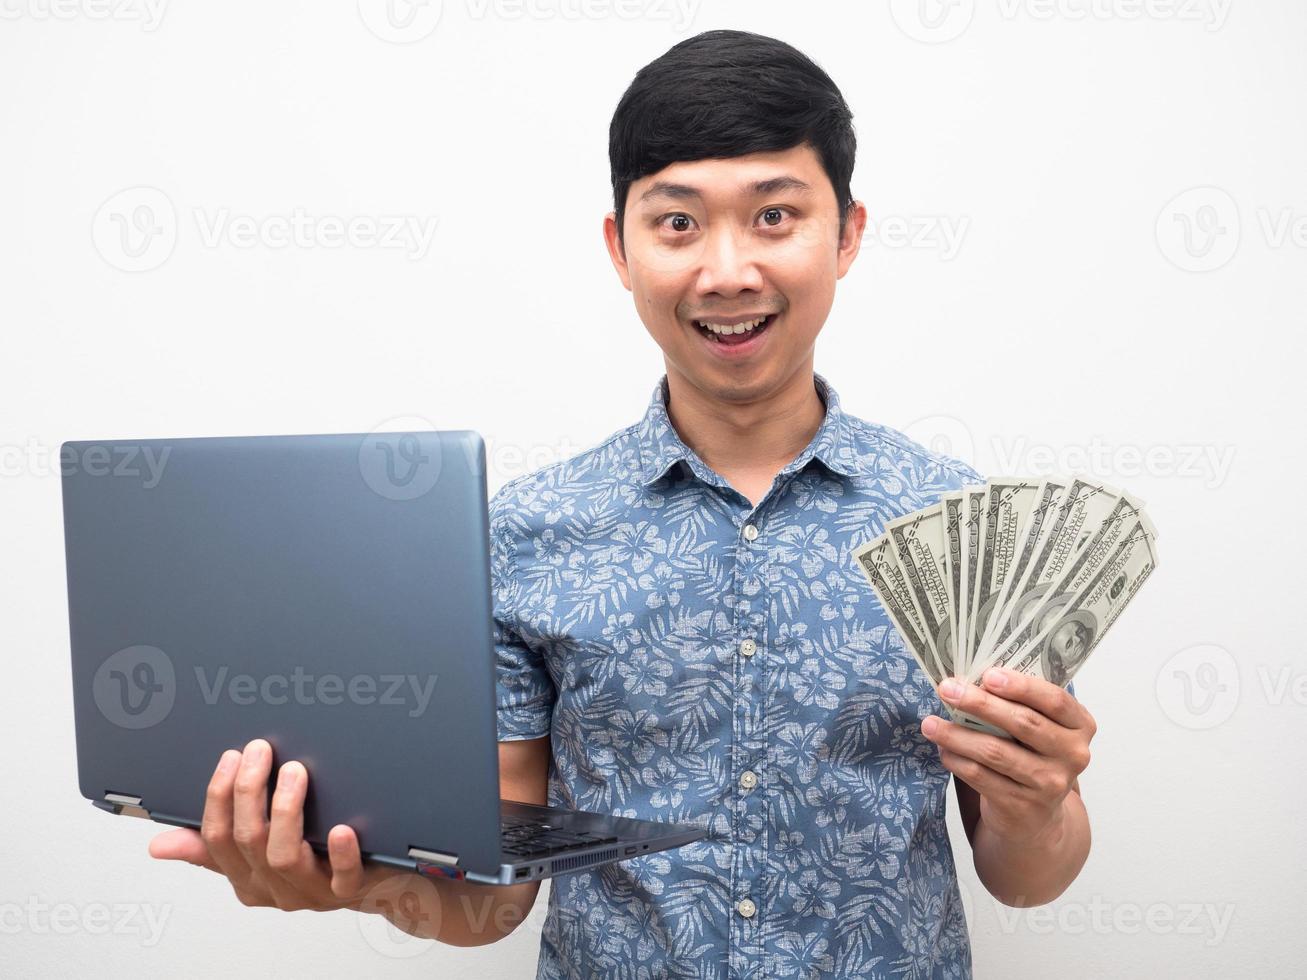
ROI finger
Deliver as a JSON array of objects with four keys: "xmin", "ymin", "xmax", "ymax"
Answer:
[
  {"xmin": 265, "ymin": 761, "xmax": 323, "ymax": 886},
  {"xmin": 232, "ymin": 738, "xmax": 274, "ymax": 868},
  {"xmin": 923, "ymin": 714, "xmax": 1043, "ymax": 789},
  {"xmin": 937, "ymin": 676, "xmax": 1068, "ymax": 754},
  {"xmin": 327, "ymin": 824, "xmax": 367, "ymax": 900},
  {"xmin": 980, "ymin": 668, "xmax": 1090, "ymax": 732},
  {"xmin": 200, "ymin": 748, "xmax": 256, "ymax": 883},
  {"xmin": 148, "ymin": 828, "xmax": 220, "ymax": 872},
  {"xmin": 938, "ymin": 746, "xmax": 1029, "ymax": 800}
]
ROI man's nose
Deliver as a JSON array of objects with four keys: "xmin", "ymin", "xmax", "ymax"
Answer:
[{"xmin": 695, "ymin": 224, "xmax": 764, "ymax": 295}]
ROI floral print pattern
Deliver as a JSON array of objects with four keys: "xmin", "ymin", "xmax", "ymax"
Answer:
[{"xmin": 491, "ymin": 373, "xmax": 985, "ymax": 979}]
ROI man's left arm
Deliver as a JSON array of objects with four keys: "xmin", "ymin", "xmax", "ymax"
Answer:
[{"xmin": 923, "ymin": 666, "xmax": 1094, "ymax": 907}]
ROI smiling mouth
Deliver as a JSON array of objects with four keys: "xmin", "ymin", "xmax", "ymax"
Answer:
[{"xmin": 693, "ymin": 313, "xmax": 778, "ymax": 345}]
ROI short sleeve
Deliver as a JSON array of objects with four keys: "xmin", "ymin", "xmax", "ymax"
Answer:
[{"xmin": 489, "ymin": 504, "xmax": 555, "ymax": 742}]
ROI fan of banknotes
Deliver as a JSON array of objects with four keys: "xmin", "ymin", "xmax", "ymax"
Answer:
[{"xmin": 852, "ymin": 476, "xmax": 1159, "ymax": 738}]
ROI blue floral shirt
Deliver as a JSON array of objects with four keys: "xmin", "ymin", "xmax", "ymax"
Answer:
[{"xmin": 490, "ymin": 373, "xmax": 984, "ymax": 979}]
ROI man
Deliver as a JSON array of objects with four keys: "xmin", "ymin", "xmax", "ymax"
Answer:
[{"xmin": 150, "ymin": 29, "xmax": 1096, "ymax": 978}]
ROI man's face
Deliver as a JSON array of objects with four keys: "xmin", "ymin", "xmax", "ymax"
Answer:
[{"xmin": 604, "ymin": 143, "xmax": 865, "ymax": 404}]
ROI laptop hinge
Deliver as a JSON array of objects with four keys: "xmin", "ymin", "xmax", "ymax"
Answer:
[
  {"xmin": 408, "ymin": 846, "xmax": 458, "ymax": 865},
  {"xmin": 102, "ymin": 792, "xmax": 152, "ymax": 820},
  {"xmin": 407, "ymin": 846, "xmax": 466, "ymax": 880}
]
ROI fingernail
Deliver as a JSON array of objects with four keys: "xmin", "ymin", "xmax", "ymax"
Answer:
[
  {"xmin": 939, "ymin": 679, "xmax": 963, "ymax": 701},
  {"xmin": 922, "ymin": 716, "xmax": 939, "ymax": 737},
  {"xmin": 216, "ymin": 750, "xmax": 238, "ymax": 775},
  {"xmin": 279, "ymin": 762, "xmax": 300, "ymax": 787},
  {"xmin": 985, "ymin": 669, "xmax": 1007, "ymax": 689}
]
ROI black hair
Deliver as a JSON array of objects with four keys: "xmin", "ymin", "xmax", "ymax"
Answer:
[{"xmin": 608, "ymin": 29, "xmax": 857, "ymax": 249}]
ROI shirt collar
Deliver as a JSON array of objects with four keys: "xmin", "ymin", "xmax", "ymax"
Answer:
[{"xmin": 635, "ymin": 371, "xmax": 862, "ymax": 488}]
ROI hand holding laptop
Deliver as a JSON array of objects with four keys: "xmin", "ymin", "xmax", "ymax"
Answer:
[{"xmin": 147, "ymin": 739, "xmax": 389, "ymax": 915}]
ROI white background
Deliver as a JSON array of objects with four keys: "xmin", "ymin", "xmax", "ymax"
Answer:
[{"xmin": 3, "ymin": 1, "xmax": 1304, "ymax": 977}]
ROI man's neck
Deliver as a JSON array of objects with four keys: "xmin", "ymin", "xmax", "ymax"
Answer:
[{"xmin": 662, "ymin": 362, "xmax": 827, "ymax": 490}]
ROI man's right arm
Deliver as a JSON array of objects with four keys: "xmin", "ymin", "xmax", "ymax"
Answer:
[{"xmin": 148, "ymin": 734, "xmax": 552, "ymax": 947}]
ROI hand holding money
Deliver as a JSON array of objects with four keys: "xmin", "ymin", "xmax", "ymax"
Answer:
[
  {"xmin": 852, "ymin": 475, "xmax": 1159, "ymax": 741},
  {"xmin": 921, "ymin": 666, "xmax": 1096, "ymax": 843}
]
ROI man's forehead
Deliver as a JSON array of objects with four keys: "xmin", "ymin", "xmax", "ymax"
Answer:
[{"xmin": 631, "ymin": 145, "xmax": 828, "ymax": 206}]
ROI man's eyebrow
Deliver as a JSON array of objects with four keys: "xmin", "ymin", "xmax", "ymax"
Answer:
[{"xmin": 638, "ymin": 175, "xmax": 814, "ymax": 206}]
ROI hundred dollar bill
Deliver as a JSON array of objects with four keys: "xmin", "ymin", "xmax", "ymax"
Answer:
[
  {"xmin": 885, "ymin": 505, "xmax": 957, "ymax": 677},
  {"xmin": 964, "ymin": 478, "xmax": 1041, "ymax": 680},
  {"xmin": 941, "ymin": 492, "xmax": 968, "ymax": 682},
  {"xmin": 973, "ymin": 477, "xmax": 1070, "ymax": 662},
  {"xmin": 974, "ymin": 491, "xmax": 1147, "ymax": 679},
  {"xmin": 852, "ymin": 534, "xmax": 943, "ymax": 686},
  {"xmin": 970, "ymin": 477, "xmax": 1122, "ymax": 672},
  {"xmin": 960, "ymin": 487, "xmax": 986, "ymax": 678},
  {"xmin": 1002, "ymin": 511, "xmax": 1159, "ymax": 686},
  {"xmin": 952, "ymin": 511, "xmax": 1159, "ymax": 738}
]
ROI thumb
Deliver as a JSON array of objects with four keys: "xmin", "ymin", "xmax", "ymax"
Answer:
[{"xmin": 149, "ymin": 827, "xmax": 219, "ymax": 871}]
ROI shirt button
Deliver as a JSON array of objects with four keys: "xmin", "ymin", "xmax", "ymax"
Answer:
[
  {"xmin": 740, "ymin": 770, "xmax": 758, "ymax": 790},
  {"xmin": 742, "ymin": 523, "xmax": 759, "ymax": 541},
  {"xmin": 739, "ymin": 638, "xmax": 756, "ymax": 657},
  {"xmin": 736, "ymin": 898, "xmax": 757, "ymax": 918}
]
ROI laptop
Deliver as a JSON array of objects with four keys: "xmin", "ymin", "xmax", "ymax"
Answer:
[{"xmin": 60, "ymin": 429, "xmax": 705, "ymax": 885}]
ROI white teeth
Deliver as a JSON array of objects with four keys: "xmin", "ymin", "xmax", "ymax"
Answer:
[{"xmin": 697, "ymin": 315, "xmax": 768, "ymax": 334}]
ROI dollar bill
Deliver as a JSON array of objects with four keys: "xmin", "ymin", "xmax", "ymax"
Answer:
[
  {"xmin": 973, "ymin": 491, "xmax": 1147, "ymax": 680},
  {"xmin": 970, "ymin": 477, "xmax": 1122, "ymax": 672},
  {"xmin": 1002, "ymin": 511, "xmax": 1158, "ymax": 686},
  {"xmin": 965, "ymin": 478, "xmax": 1041, "ymax": 680},
  {"xmin": 850, "ymin": 473, "xmax": 1159, "ymax": 743},
  {"xmin": 852, "ymin": 534, "xmax": 943, "ymax": 686},
  {"xmin": 960, "ymin": 487, "xmax": 986, "ymax": 679},
  {"xmin": 941, "ymin": 492, "xmax": 969, "ymax": 682},
  {"xmin": 973, "ymin": 477, "xmax": 1069, "ymax": 661},
  {"xmin": 885, "ymin": 506, "xmax": 956, "ymax": 677}
]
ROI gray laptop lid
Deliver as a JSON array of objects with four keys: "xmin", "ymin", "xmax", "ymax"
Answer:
[{"xmin": 61, "ymin": 430, "xmax": 506, "ymax": 877}]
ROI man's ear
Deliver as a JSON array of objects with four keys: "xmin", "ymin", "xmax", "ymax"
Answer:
[
  {"xmin": 836, "ymin": 200, "xmax": 868, "ymax": 280},
  {"xmin": 603, "ymin": 211, "xmax": 633, "ymax": 292}
]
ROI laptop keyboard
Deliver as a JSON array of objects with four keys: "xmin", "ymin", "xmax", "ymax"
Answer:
[{"xmin": 500, "ymin": 816, "xmax": 620, "ymax": 859}]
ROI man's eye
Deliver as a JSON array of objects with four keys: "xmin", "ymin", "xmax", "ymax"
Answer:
[
  {"xmin": 760, "ymin": 207, "xmax": 791, "ymax": 228},
  {"xmin": 659, "ymin": 214, "xmax": 695, "ymax": 233}
]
